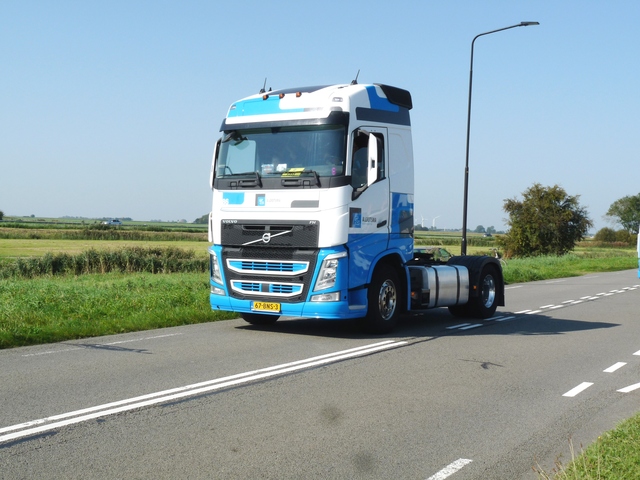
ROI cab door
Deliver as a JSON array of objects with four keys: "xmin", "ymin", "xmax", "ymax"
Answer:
[{"xmin": 347, "ymin": 127, "xmax": 390, "ymax": 289}]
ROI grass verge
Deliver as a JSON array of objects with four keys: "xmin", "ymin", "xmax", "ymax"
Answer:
[
  {"xmin": 501, "ymin": 252, "xmax": 637, "ymax": 284},
  {"xmin": 536, "ymin": 412, "xmax": 640, "ymax": 479},
  {"xmin": 0, "ymin": 272, "xmax": 236, "ymax": 348}
]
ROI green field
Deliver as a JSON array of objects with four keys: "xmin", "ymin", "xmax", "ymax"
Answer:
[{"xmin": 0, "ymin": 238, "xmax": 209, "ymax": 259}]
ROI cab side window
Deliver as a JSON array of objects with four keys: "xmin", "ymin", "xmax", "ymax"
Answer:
[{"xmin": 351, "ymin": 130, "xmax": 385, "ymax": 190}]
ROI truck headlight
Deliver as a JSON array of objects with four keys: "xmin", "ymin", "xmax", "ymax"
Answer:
[
  {"xmin": 210, "ymin": 251, "xmax": 223, "ymax": 285},
  {"xmin": 313, "ymin": 252, "xmax": 346, "ymax": 291}
]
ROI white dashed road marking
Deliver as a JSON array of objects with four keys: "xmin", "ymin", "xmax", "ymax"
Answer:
[
  {"xmin": 618, "ymin": 383, "xmax": 640, "ymax": 393},
  {"xmin": 563, "ymin": 382, "xmax": 593, "ymax": 397},
  {"xmin": 603, "ymin": 362, "xmax": 627, "ymax": 373},
  {"xmin": 426, "ymin": 458, "xmax": 473, "ymax": 480}
]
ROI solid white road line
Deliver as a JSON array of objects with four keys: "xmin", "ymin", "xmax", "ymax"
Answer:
[
  {"xmin": 426, "ymin": 458, "xmax": 473, "ymax": 480},
  {"xmin": 603, "ymin": 362, "xmax": 627, "ymax": 373},
  {"xmin": 563, "ymin": 382, "xmax": 594, "ymax": 397},
  {"xmin": 0, "ymin": 340, "xmax": 406, "ymax": 443}
]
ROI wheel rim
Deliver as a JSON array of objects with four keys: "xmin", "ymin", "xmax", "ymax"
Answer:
[
  {"xmin": 482, "ymin": 274, "xmax": 496, "ymax": 308},
  {"xmin": 378, "ymin": 279, "xmax": 397, "ymax": 321}
]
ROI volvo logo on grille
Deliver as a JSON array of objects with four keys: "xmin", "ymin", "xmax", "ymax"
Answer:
[{"xmin": 242, "ymin": 229, "xmax": 293, "ymax": 246}]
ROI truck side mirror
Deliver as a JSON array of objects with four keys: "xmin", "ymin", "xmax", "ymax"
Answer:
[
  {"xmin": 367, "ymin": 134, "xmax": 379, "ymax": 186},
  {"xmin": 210, "ymin": 138, "xmax": 221, "ymax": 189}
]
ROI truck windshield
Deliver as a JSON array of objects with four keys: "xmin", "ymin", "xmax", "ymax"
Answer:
[{"xmin": 216, "ymin": 125, "xmax": 345, "ymax": 179}]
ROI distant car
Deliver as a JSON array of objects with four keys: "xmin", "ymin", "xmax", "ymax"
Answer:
[
  {"xmin": 413, "ymin": 246, "xmax": 453, "ymax": 262},
  {"xmin": 483, "ymin": 233, "xmax": 493, "ymax": 237},
  {"xmin": 102, "ymin": 219, "xmax": 122, "ymax": 226}
]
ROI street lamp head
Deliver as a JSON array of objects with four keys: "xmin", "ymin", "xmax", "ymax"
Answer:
[{"xmin": 520, "ymin": 21, "xmax": 540, "ymax": 26}]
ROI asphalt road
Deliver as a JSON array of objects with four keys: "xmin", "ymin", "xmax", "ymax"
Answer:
[{"xmin": 1, "ymin": 269, "xmax": 639, "ymax": 479}]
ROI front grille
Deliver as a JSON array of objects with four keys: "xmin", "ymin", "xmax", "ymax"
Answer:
[
  {"xmin": 222, "ymin": 247, "xmax": 318, "ymax": 303},
  {"xmin": 230, "ymin": 280, "xmax": 303, "ymax": 297},
  {"xmin": 227, "ymin": 259, "xmax": 309, "ymax": 275}
]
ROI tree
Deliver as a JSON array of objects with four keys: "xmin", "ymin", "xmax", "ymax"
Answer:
[
  {"xmin": 194, "ymin": 214, "xmax": 209, "ymax": 224},
  {"xmin": 0, "ymin": 210, "xmax": 3, "ymax": 221},
  {"xmin": 474, "ymin": 225, "xmax": 486, "ymax": 234},
  {"xmin": 497, "ymin": 183, "xmax": 593, "ymax": 257},
  {"xmin": 605, "ymin": 193, "xmax": 640, "ymax": 234},
  {"xmin": 486, "ymin": 226, "xmax": 496, "ymax": 234}
]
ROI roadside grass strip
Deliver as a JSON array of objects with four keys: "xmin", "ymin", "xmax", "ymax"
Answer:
[{"xmin": 0, "ymin": 340, "xmax": 407, "ymax": 444}]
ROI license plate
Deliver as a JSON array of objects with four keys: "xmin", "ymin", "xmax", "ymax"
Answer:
[{"xmin": 252, "ymin": 301, "xmax": 281, "ymax": 313}]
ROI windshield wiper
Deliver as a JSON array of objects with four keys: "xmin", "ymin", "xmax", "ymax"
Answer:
[
  {"xmin": 281, "ymin": 169, "xmax": 320, "ymax": 187},
  {"xmin": 226, "ymin": 171, "xmax": 262, "ymax": 187},
  {"xmin": 303, "ymin": 169, "xmax": 320, "ymax": 186}
]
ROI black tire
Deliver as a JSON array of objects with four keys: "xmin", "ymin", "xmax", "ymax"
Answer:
[
  {"xmin": 448, "ymin": 304, "xmax": 470, "ymax": 318},
  {"xmin": 241, "ymin": 313, "xmax": 280, "ymax": 325},
  {"xmin": 467, "ymin": 265, "xmax": 499, "ymax": 318},
  {"xmin": 360, "ymin": 264, "xmax": 400, "ymax": 334}
]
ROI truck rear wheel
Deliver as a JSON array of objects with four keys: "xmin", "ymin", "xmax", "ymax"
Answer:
[
  {"xmin": 447, "ymin": 304, "xmax": 469, "ymax": 317},
  {"xmin": 468, "ymin": 265, "xmax": 499, "ymax": 318},
  {"xmin": 360, "ymin": 264, "xmax": 399, "ymax": 334},
  {"xmin": 241, "ymin": 313, "xmax": 280, "ymax": 325}
]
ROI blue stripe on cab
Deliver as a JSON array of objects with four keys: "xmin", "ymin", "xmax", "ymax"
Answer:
[
  {"xmin": 228, "ymin": 97, "xmax": 304, "ymax": 117},
  {"xmin": 365, "ymin": 86, "xmax": 399, "ymax": 112}
]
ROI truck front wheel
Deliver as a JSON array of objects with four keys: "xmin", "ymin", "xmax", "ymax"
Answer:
[{"xmin": 360, "ymin": 264, "xmax": 400, "ymax": 334}]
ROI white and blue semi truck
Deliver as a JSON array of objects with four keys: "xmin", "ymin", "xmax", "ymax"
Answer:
[{"xmin": 208, "ymin": 83, "xmax": 504, "ymax": 333}]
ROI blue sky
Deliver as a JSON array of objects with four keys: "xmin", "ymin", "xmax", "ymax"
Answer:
[{"xmin": 1, "ymin": 1, "xmax": 638, "ymax": 231}]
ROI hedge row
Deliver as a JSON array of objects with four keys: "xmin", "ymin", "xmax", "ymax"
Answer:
[
  {"xmin": 0, "ymin": 226, "xmax": 206, "ymax": 242},
  {"xmin": 0, "ymin": 247, "xmax": 209, "ymax": 278}
]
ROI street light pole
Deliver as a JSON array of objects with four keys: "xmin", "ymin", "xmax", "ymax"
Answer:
[{"xmin": 460, "ymin": 21, "xmax": 539, "ymax": 255}]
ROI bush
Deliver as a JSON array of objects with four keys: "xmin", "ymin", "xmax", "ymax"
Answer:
[
  {"xmin": 593, "ymin": 228, "xmax": 636, "ymax": 247},
  {"xmin": 594, "ymin": 227, "xmax": 617, "ymax": 243},
  {"xmin": 0, "ymin": 247, "xmax": 209, "ymax": 279},
  {"xmin": 615, "ymin": 229, "xmax": 636, "ymax": 245}
]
